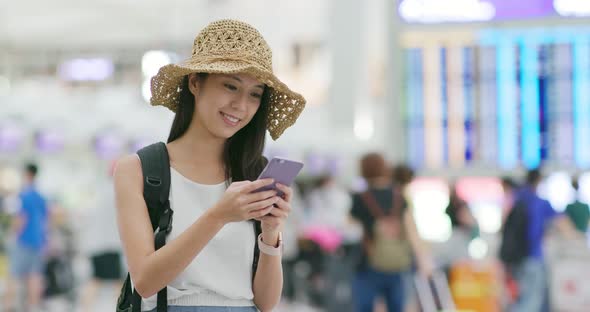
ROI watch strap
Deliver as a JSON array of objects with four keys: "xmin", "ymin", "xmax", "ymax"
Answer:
[{"xmin": 257, "ymin": 233, "xmax": 282, "ymax": 256}]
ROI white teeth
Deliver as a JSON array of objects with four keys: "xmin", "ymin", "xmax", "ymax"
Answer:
[{"xmin": 222, "ymin": 113, "xmax": 239, "ymax": 123}]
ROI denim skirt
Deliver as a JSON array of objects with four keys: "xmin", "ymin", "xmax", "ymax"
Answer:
[{"xmin": 147, "ymin": 306, "xmax": 258, "ymax": 312}]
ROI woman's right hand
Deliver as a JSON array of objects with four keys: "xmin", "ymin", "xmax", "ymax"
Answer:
[{"xmin": 206, "ymin": 178, "xmax": 280, "ymax": 224}]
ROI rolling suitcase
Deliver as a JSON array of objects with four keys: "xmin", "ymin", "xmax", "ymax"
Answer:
[{"xmin": 414, "ymin": 271, "xmax": 456, "ymax": 312}]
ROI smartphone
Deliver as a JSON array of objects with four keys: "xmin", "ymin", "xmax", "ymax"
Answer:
[{"xmin": 255, "ymin": 157, "xmax": 304, "ymax": 197}]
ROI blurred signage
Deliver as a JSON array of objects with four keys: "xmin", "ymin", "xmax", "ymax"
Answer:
[
  {"xmin": 399, "ymin": 0, "xmax": 589, "ymax": 23},
  {"xmin": 58, "ymin": 58, "xmax": 114, "ymax": 81},
  {"xmin": 35, "ymin": 129, "xmax": 65, "ymax": 153},
  {"xmin": 554, "ymin": 0, "xmax": 590, "ymax": 16},
  {"xmin": 399, "ymin": 0, "xmax": 495, "ymax": 23},
  {"xmin": 94, "ymin": 133, "xmax": 124, "ymax": 160},
  {"xmin": 0, "ymin": 123, "xmax": 25, "ymax": 152},
  {"xmin": 492, "ymin": 0, "xmax": 554, "ymax": 19}
]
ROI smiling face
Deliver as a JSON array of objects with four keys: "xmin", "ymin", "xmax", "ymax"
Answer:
[{"xmin": 188, "ymin": 73, "xmax": 265, "ymax": 140}]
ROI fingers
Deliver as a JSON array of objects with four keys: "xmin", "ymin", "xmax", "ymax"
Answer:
[
  {"xmin": 253, "ymin": 198, "xmax": 290, "ymax": 221},
  {"xmin": 244, "ymin": 190, "xmax": 277, "ymax": 204},
  {"xmin": 245, "ymin": 196, "xmax": 279, "ymax": 212},
  {"xmin": 273, "ymin": 197, "xmax": 291, "ymax": 214},
  {"xmin": 255, "ymin": 215, "xmax": 282, "ymax": 225},
  {"xmin": 228, "ymin": 180, "xmax": 250, "ymax": 191},
  {"xmin": 267, "ymin": 206, "xmax": 289, "ymax": 218},
  {"xmin": 241, "ymin": 179, "xmax": 274, "ymax": 193},
  {"xmin": 248, "ymin": 205, "xmax": 274, "ymax": 219},
  {"xmin": 275, "ymin": 183, "xmax": 293, "ymax": 201},
  {"xmin": 231, "ymin": 180, "xmax": 250, "ymax": 186},
  {"xmin": 253, "ymin": 207, "xmax": 289, "ymax": 220}
]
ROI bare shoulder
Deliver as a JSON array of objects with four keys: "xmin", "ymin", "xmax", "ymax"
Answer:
[{"xmin": 114, "ymin": 154, "xmax": 143, "ymax": 194}]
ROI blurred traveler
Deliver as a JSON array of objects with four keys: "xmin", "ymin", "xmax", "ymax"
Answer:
[
  {"xmin": 279, "ymin": 183, "xmax": 304, "ymax": 305},
  {"xmin": 438, "ymin": 184, "xmax": 479, "ymax": 269},
  {"xmin": 79, "ymin": 163, "xmax": 124, "ymax": 310},
  {"xmin": 501, "ymin": 168, "xmax": 578, "ymax": 312},
  {"xmin": 445, "ymin": 185, "xmax": 477, "ymax": 233},
  {"xmin": 301, "ymin": 174, "xmax": 359, "ymax": 308},
  {"xmin": 3, "ymin": 163, "xmax": 49, "ymax": 312},
  {"xmin": 350, "ymin": 154, "xmax": 432, "ymax": 312},
  {"xmin": 500, "ymin": 177, "xmax": 518, "ymax": 223},
  {"xmin": 306, "ymin": 174, "xmax": 353, "ymax": 236},
  {"xmin": 391, "ymin": 164, "xmax": 415, "ymax": 195},
  {"xmin": 564, "ymin": 176, "xmax": 589, "ymax": 234},
  {"xmin": 114, "ymin": 19, "xmax": 306, "ymax": 312}
]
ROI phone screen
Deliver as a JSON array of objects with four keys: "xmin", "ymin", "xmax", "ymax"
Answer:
[{"xmin": 256, "ymin": 157, "xmax": 304, "ymax": 196}]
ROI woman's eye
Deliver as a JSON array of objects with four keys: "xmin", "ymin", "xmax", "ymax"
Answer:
[
  {"xmin": 224, "ymin": 83, "xmax": 237, "ymax": 91},
  {"xmin": 251, "ymin": 92, "xmax": 262, "ymax": 99}
]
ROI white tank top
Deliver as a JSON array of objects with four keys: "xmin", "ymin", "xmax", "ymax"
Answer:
[{"xmin": 141, "ymin": 167, "xmax": 256, "ymax": 311}]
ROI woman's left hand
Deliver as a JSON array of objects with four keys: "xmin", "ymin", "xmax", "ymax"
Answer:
[{"xmin": 255, "ymin": 183, "xmax": 292, "ymax": 242}]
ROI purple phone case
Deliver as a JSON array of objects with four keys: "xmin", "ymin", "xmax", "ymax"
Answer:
[{"xmin": 256, "ymin": 157, "xmax": 304, "ymax": 196}]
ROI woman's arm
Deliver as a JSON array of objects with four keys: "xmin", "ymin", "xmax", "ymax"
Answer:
[
  {"xmin": 115, "ymin": 155, "xmax": 278, "ymax": 298},
  {"xmin": 252, "ymin": 183, "xmax": 293, "ymax": 311},
  {"xmin": 404, "ymin": 208, "xmax": 434, "ymax": 276},
  {"xmin": 114, "ymin": 155, "xmax": 226, "ymax": 297},
  {"xmin": 252, "ymin": 230, "xmax": 283, "ymax": 312}
]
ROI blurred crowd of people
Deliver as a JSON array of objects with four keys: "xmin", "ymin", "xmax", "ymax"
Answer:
[
  {"xmin": 283, "ymin": 155, "xmax": 589, "ymax": 312},
  {"xmin": 0, "ymin": 163, "xmax": 124, "ymax": 312},
  {"xmin": 0, "ymin": 154, "xmax": 589, "ymax": 312}
]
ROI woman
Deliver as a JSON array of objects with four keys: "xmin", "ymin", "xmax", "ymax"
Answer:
[
  {"xmin": 445, "ymin": 185, "xmax": 477, "ymax": 234},
  {"xmin": 114, "ymin": 20, "xmax": 306, "ymax": 312},
  {"xmin": 350, "ymin": 154, "xmax": 432, "ymax": 312},
  {"xmin": 438, "ymin": 184, "xmax": 479, "ymax": 269}
]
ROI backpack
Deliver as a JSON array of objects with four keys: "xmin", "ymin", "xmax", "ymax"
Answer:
[
  {"xmin": 499, "ymin": 199, "xmax": 529, "ymax": 265},
  {"xmin": 44, "ymin": 254, "xmax": 75, "ymax": 298},
  {"xmin": 116, "ymin": 142, "xmax": 262, "ymax": 312},
  {"xmin": 360, "ymin": 186, "xmax": 412, "ymax": 272}
]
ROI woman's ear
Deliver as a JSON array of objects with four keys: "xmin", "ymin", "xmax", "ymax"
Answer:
[{"xmin": 187, "ymin": 73, "xmax": 200, "ymax": 96}]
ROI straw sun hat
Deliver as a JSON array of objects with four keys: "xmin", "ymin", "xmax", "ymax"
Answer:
[{"xmin": 150, "ymin": 19, "xmax": 306, "ymax": 140}]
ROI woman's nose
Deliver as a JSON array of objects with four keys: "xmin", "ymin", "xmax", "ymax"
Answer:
[{"xmin": 230, "ymin": 93, "xmax": 249, "ymax": 111}]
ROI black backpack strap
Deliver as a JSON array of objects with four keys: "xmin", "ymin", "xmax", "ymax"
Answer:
[
  {"xmin": 252, "ymin": 220, "xmax": 262, "ymax": 280},
  {"xmin": 139, "ymin": 142, "xmax": 172, "ymax": 232},
  {"xmin": 251, "ymin": 157, "xmax": 267, "ymax": 281},
  {"xmin": 499, "ymin": 199, "xmax": 529, "ymax": 265},
  {"xmin": 131, "ymin": 142, "xmax": 172, "ymax": 312}
]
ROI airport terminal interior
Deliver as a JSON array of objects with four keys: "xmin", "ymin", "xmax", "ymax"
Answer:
[{"xmin": 1, "ymin": 0, "xmax": 590, "ymax": 311}]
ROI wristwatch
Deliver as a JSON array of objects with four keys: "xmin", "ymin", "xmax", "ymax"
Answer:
[{"xmin": 257, "ymin": 232, "xmax": 282, "ymax": 256}]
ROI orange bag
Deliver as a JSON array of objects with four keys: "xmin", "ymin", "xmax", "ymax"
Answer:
[{"xmin": 449, "ymin": 261, "xmax": 501, "ymax": 312}]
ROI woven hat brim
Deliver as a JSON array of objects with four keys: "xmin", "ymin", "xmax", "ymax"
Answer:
[{"xmin": 150, "ymin": 59, "xmax": 306, "ymax": 140}]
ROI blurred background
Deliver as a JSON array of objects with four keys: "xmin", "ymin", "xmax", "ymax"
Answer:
[{"xmin": 1, "ymin": 0, "xmax": 590, "ymax": 311}]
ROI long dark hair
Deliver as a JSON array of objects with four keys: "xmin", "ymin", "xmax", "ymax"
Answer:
[
  {"xmin": 167, "ymin": 74, "xmax": 270, "ymax": 182},
  {"xmin": 445, "ymin": 188, "xmax": 468, "ymax": 228}
]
